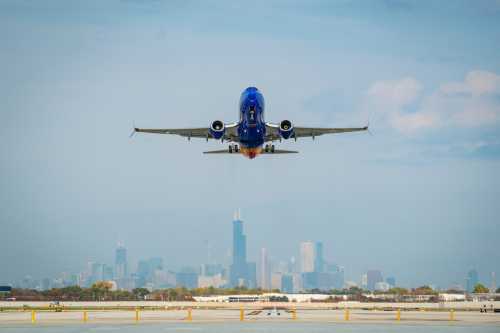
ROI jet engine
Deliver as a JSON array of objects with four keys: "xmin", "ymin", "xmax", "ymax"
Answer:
[
  {"xmin": 279, "ymin": 120, "xmax": 294, "ymax": 139},
  {"xmin": 209, "ymin": 120, "xmax": 226, "ymax": 139}
]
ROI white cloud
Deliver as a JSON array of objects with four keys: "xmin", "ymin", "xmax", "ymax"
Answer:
[
  {"xmin": 391, "ymin": 112, "xmax": 439, "ymax": 134},
  {"xmin": 367, "ymin": 77, "xmax": 422, "ymax": 110},
  {"xmin": 367, "ymin": 70, "xmax": 500, "ymax": 134},
  {"xmin": 440, "ymin": 70, "xmax": 500, "ymax": 97}
]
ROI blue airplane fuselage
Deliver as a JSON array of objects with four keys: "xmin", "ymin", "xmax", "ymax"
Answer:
[{"xmin": 237, "ymin": 87, "xmax": 266, "ymax": 158}]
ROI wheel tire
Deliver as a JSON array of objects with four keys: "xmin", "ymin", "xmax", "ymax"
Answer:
[
  {"xmin": 228, "ymin": 146, "xmax": 233, "ymax": 153},
  {"xmin": 271, "ymin": 145, "xmax": 275, "ymax": 153}
]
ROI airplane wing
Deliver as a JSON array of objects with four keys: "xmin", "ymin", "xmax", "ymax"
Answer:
[
  {"xmin": 133, "ymin": 123, "xmax": 239, "ymax": 141},
  {"xmin": 265, "ymin": 123, "xmax": 368, "ymax": 141}
]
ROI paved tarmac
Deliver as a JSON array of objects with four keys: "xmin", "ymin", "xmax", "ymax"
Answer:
[{"xmin": 1, "ymin": 308, "xmax": 499, "ymax": 325}]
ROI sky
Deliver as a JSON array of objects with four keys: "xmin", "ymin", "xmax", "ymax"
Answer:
[{"xmin": 1, "ymin": 0, "xmax": 500, "ymax": 289}]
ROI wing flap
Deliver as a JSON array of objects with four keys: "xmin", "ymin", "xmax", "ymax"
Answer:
[
  {"xmin": 262, "ymin": 149, "xmax": 299, "ymax": 154},
  {"xmin": 134, "ymin": 123, "xmax": 239, "ymax": 141},
  {"xmin": 264, "ymin": 122, "xmax": 368, "ymax": 141},
  {"xmin": 294, "ymin": 126, "xmax": 368, "ymax": 138}
]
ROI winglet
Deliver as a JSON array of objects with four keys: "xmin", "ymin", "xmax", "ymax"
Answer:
[
  {"xmin": 364, "ymin": 117, "xmax": 373, "ymax": 136},
  {"xmin": 129, "ymin": 122, "xmax": 137, "ymax": 138},
  {"xmin": 366, "ymin": 120, "xmax": 373, "ymax": 136}
]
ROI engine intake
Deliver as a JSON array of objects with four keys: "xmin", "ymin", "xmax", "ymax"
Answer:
[
  {"xmin": 279, "ymin": 120, "xmax": 294, "ymax": 139},
  {"xmin": 210, "ymin": 120, "xmax": 225, "ymax": 139}
]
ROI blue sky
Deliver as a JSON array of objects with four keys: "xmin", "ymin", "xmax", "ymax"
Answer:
[{"xmin": 1, "ymin": 0, "xmax": 500, "ymax": 289}]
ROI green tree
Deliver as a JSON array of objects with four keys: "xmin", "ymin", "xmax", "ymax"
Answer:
[
  {"xmin": 132, "ymin": 288, "xmax": 150, "ymax": 299},
  {"xmin": 388, "ymin": 287, "xmax": 408, "ymax": 295},
  {"xmin": 413, "ymin": 286, "xmax": 436, "ymax": 295},
  {"xmin": 91, "ymin": 281, "xmax": 113, "ymax": 301},
  {"xmin": 473, "ymin": 283, "xmax": 489, "ymax": 293},
  {"xmin": 345, "ymin": 286, "xmax": 364, "ymax": 295}
]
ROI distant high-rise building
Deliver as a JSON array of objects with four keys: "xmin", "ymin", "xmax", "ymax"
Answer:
[
  {"xmin": 115, "ymin": 244, "xmax": 128, "ymax": 280},
  {"xmin": 367, "ymin": 270, "xmax": 383, "ymax": 291},
  {"xmin": 281, "ymin": 275, "xmax": 294, "ymax": 293},
  {"xmin": 246, "ymin": 262, "xmax": 257, "ymax": 288},
  {"xmin": 102, "ymin": 265, "xmax": 114, "ymax": 281},
  {"xmin": 314, "ymin": 242, "xmax": 324, "ymax": 272},
  {"xmin": 91, "ymin": 262, "xmax": 104, "ymax": 283},
  {"xmin": 289, "ymin": 256, "xmax": 297, "ymax": 273},
  {"xmin": 300, "ymin": 242, "xmax": 315, "ymax": 273},
  {"xmin": 198, "ymin": 274, "xmax": 225, "ymax": 288},
  {"xmin": 491, "ymin": 272, "xmax": 496, "ymax": 294},
  {"xmin": 361, "ymin": 274, "xmax": 368, "ymax": 290},
  {"xmin": 201, "ymin": 263, "xmax": 223, "ymax": 277},
  {"xmin": 149, "ymin": 257, "xmax": 163, "ymax": 271},
  {"xmin": 259, "ymin": 248, "xmax": 270, "ymax": 290},
  {"xmin": 386, "ymin": 277, "xmax": 396, "ymax": 287},
  {"xmin": 176, "ymin": 272, "xmax": 198, "ymax": 289},
  {"xmin": 300, "ymin": 241, "xmax": 324, "ymax": 274},
  {"xmin": 137, "ymin": 260, "xmax": 150, "ymax": 287},
  {"xmin": 230, "ymin": 210, "xmax": 251, "ymax": 287},
  {"xmin": 301, "ymin": 272, "xmax": 319, "ymax": 290},
  {"xmin": 135, "ymin": 257, "xmax": 163, "ymax": 288},
  {"xmin": 271, "ymin": 273, "xmax": 282, "ymax": 290},
  {"xmin": 325, "ymin": 263, "xmax": 345, "ymax": 289},
  {"xmin": 292, "ymin": 273, "xmax": 302, "ymax": 293},
  {"xmin": 466, "ymin": 269, "xmax": 479, "ymax": 293}
]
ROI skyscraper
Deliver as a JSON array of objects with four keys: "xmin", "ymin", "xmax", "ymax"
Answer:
[
  {"xmin": 491, "ymin": 272, "xmax": 496, "ymax": 294},
  {"xmin": 367, "ymin": 270, "xmax": 383, "ymax": 291},
  {"xmin": 300, "ymin": 241, "xmax": 324, "ymax": 273},
  {"xmin": 281, "ymin": 274, "xmax": 294, "ymax": 293},
  {"xmin": 386, "ymin": 276, "xmax": 396, "ymax": 287},
  {"xmin": 90, "ymin": 262, "xmax": 104, "ymax": 284},
  {"xmin": 300, "ymin": 242, "xmax": 315, "ymax": 273},
  {"xmin": 115, "ymin": 244, "xmax": 128, "ymax": 280},
  {"xmin": 259, "ymin": 248, "xmax": 270, "ymax": 290},
  {"xmin": 230, "ymin": 210, "xmax": 251, "ymax": 287},
  {"xmin": 314, "ymin": 242, "xmax": 324, "ymax": 273}
]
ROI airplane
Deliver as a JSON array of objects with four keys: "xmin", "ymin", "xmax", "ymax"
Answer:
[{"xmin": 132, "ymin": 87, "xmax": 368, "ymax": 159}]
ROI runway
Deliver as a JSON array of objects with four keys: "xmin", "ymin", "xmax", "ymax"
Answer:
[{"xmin": 1, "ymin": 308, "xmax": 499, "ymax": 325}]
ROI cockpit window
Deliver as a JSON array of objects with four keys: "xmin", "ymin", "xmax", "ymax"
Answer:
[{"xmin": 249, "ymin": 105, "xmax": 256, "ymax": 121}]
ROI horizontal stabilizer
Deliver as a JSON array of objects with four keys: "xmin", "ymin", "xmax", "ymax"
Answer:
[
  {"xmin": 203, "ymin": 149, "xmax": 232, "ymax": 154},
  {"xmin": 262, "ymin": 149, "xmax": 299, "ymax": 154},
  {"xmin": 203, "ymin": 149, "xmax": 298, "ymax": 154}
]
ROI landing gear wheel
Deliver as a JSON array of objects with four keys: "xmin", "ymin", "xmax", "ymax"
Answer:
[
  {"xmin": 234, "ymin": 145, "xmax": 240, "ymax": 153},
  {"xmin": 228, "ymin": 145, "xmax": 233, "ymax": 153},
  {"xmin": 271, "ymin": 145, "xmax": 275, "ymax": 153},
  {"xmin": 264, "ymin": 144, "xmax": 270, "ymax": 153}
]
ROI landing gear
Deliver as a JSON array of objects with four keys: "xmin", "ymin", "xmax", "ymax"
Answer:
[
  {"xmin": 228, "ymin": 144, "xmax": 239, "ymax": 153},
  {"xmin": 264, "ymin": 144, "xmax": 275, "ymax": 153}
]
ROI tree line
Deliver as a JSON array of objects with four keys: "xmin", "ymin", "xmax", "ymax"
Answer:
[
  {"xmin": 2, "ymin": 282, "xmax": 498, "ymax": 302},
  {"xmin": 0, "ymin": 283, "xmax": 278, "ymax": 302}
]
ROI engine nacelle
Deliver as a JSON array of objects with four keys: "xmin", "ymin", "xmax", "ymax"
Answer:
[
  {"xmin": 279, "ymin": 120, "xmax": 294, "ymax": 139},
  {"xmin": 209, "ymin": 120, "xmax": 225, "ymax": 140}
]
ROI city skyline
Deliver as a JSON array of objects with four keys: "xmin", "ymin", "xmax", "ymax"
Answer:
[{"xmin": 5, "ymin": 211, "xmax": 497, "ymax": 293}]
